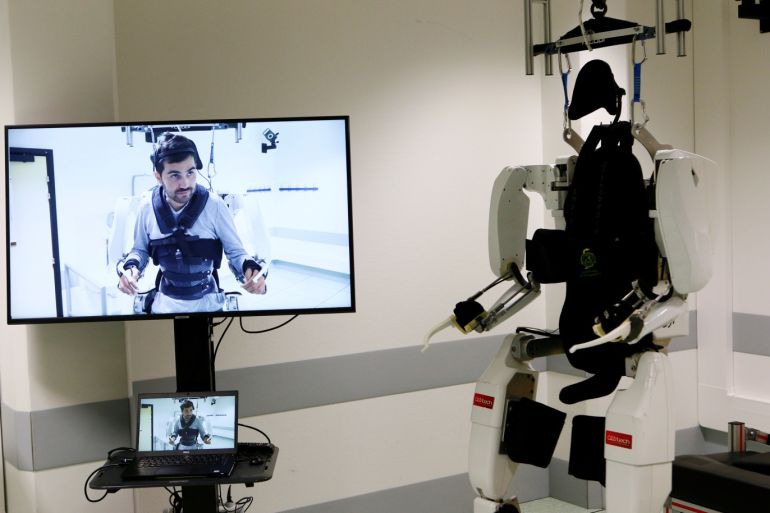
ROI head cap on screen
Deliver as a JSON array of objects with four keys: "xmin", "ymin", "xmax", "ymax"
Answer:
[{"xmin": 151, "ymin": 132, "xmax": 203, "ymax": 172}]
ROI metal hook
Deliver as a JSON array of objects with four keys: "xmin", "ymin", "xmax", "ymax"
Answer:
[
  {"xmin": 578, "ymin": 0, "xmax": 593, "ymax": 51},
  {"xmin": 558, "ymin": 50, "xmax": 572, "ymax": 76},
  {"xmin": 631, "ymin": 36, "xmax": 649, "ymax": 131},
  {"xmin": 590, "ymin": 0, "xmax": 607, "ymax": 18},
  {"xmin": 558, "ymin": 51, "xmax": 572, "ymax": 132},
  {"xmin": 206, "ymin": 126, "xmax": 217, "ymax": 186},
  {"xmin": 632, "ymin": 35, "xmax": 647, "ymax": 65}
]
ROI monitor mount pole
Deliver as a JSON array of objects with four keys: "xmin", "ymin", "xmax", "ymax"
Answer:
[{"xmin": 174, "ymin": 316, "xmax": 219, "ymax": 513}]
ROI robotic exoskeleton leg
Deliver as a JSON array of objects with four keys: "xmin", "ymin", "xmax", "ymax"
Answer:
[{"xmin": 470, "ymin": 331, "xmax": 567, "ymax": 513}]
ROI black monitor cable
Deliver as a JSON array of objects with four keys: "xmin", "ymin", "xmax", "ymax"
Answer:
[
  {"xmin": 211, "ymin": 315, "xmax": 299, "ymax": 367},
  {"xmin": 212, "ymin": 317, "xmax": 235, "ymax": 362},
  {"xmin": 83, "ymin": 447, "xmax": 136, "ymax": 503},
  {"xmin": 218, "ymin": 484, "xmax": 255, "ymax": 512},
  {"xmin": 239, "ymin": 314, "xmax": 298, "ymax": 334},
  {"xmin": 165, "ymin": 486, "xmax": 183, "ymax": 513},
  {"xmin": 238, "ymin": 422, "xmax": 272, "ymax": 445},
  {"xmin": 83, "ymin": 465, "xmax": 119, "ymax": 503}
]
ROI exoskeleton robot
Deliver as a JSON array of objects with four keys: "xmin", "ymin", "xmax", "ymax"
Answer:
[{"xmin": 425, "ymin": 60, "xmax": 712, "ymax": 513}]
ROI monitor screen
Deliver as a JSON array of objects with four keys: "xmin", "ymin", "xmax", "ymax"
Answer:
[{"xmin": 5, "ymin": 116, "xmax": 354, "ymax": 323}]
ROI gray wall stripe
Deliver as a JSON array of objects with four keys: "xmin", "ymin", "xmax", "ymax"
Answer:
[
  {"xmin": 2, "ymin": 399, "xmax": 130, "ymax": 471},
  {"xmin": 131, "ymin": 313, "xmax": 698, "ymax": 419},
  {"xmin": 133, "ymin": 335, "xmax": 517, "ymax": 417},
  {"xmin": 2, "ymin": 310, "xmax": 708, "ymax": 473},
  {"xmin": 275, "ymin": 425, "xmax": 728, "ymax": 513},
  {"xmin": 1, "ymin": 402, "xmax": 33, "ymax": 471},
  {"xmin": 675, "ymin": 425, "xmax": 726, "ymax": 456},
  {"xmin": 548, "ymin": 458, "xmax": 603, "ymax": 509},
  {"xmin": 733, "ymin": 312, "xmax": 770, "ymax": 356}
]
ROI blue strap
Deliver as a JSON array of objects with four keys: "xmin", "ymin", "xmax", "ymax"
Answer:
[
  {"xmin": 633, "ymin": 62, "xmax": 642, "ymax": 103},
  {"xmin": 562, "ymin": 70, "xmax": 570, "ymax": 112}
]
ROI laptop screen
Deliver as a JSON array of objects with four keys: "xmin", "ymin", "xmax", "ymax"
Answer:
[{"xmin": 135, "ymin": 391, "xmax": 239, "ymax": 456}]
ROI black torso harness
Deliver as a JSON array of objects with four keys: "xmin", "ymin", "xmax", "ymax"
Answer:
[
  {"xmin": 526, "ymin": 121, "xmax": 660, "ymax": 404},
  {"xmin": 558, "ymin": 122, "xmax": 659, "ymax": 378},
  {"xmin": 176, "ymin": 414, "xmax": 201, "ymax": 447},
  {"xmin": 149, "ymin": 184, "xmax": 223, "ymax": 300}
]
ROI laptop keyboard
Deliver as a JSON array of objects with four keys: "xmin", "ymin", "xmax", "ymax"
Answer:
[{"xmin": 137, "ymin": 453, "xmax": 231, "ymax": 468}]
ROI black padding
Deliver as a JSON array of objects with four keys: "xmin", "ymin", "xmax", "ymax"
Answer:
[
  {"xmin": 568, "ymin": 415, "xmax": 606, "ymax": 485},
  {"xmin": 568, "ymin": 59, "xmax": 623, "ymax": 120},
  {"xmin": 673, "ymin": 452, "xmax": 770, "ymax": 513},
  {"xmin": 453, "ymin": 300, "xmax": 485, "ymax": 331},
  {"xmin": 559, "ymin": 373, "xmax": 622, "ymax": 405},
  {"xmin": 558, "ymin": 121, "xmax": 659, "ymax": 386},
  {"xmin": 732, "ymin": 451, "xmax": 770, "ymax": 476},
  {"xmin": 503, "ymin": 397, "xmax": 566, "ymax": 468},
  {"xmin": 526, "ymin": 229, "xmax": 570, "ymax": 284}
]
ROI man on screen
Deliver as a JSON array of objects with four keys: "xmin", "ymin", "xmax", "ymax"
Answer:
[
  {"xmin": 169, "ymin": 400, "xmax": 212, "ymax": 450},
  {"xmin": 117, "ymin": 132, "xmax": 266, "ymax": 313}
]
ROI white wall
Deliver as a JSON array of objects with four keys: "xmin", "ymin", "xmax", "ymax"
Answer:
[
  {"xmin": 0, "ymin": 1, "xmax": 132, "ymax": 513},
  {"xmin": 0, "ymin": 0, "xmax": 13, "ymax": 509},
  {"xmin": 115, "ymin": 1, "xmax": 550, "ymax": 375},
  {"xmin": 0, "ymin": 0, "xmax": 750, "ymax": 512},
  {"xmin": 695, "ymin": 1, "xmax": 770, "ymax": 432},
  {"xmin": 115, "ymin": 1, "xmax": 549, "ymax": 511}
]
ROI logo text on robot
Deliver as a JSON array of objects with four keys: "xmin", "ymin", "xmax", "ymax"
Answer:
[
  {"xmin": 473, "ymin": 393, "xmax": 495, "ymax": 409},
  {"xmin": 605, "ymin": 430, "xmax": 633, "ymax": 449}
]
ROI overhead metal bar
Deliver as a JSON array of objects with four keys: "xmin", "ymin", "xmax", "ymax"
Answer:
[
  {"xmin": 524, "ymin": 0, "xmax": 691, "ymax": 76},
  {"xmin": 534, "ymin": 25, "xmax": 656, "ymax": 56},
  {"xmin": 656, "ymin": 0, "xmax": 666, "ymax": 54},
  {"xmin": 121, "ymin": 123, "xmax": 245, "ymax": 145},
  {"xmin": 524, "ymin": 0, "xmax": 553, "ymax": 76},
  {"xmin": 676, "ymin": 0, "xmax": 686, "ymax": 55}
]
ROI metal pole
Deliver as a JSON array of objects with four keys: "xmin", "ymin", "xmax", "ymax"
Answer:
[
  {"xmin": 728, "ymin": 421, "xmax": 746, "ymax": 453},
  {"xmin": 676, "ymin": 0, "xmax": 686, "ymax": 56},
  {"xmin": 543, "ymin": 0, "xmax": 553, "ymax": 76},
  {"xmin": 656, "ymin": 0, "xmax": 666, "ymax": 55},
  {"xmin": 525, "ymin": 0, "xmax": 534, "ymax": 75}
]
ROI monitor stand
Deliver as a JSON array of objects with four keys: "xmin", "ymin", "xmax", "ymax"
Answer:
[{"xmin": 174, "ymin": 316, "xmax": 218, "ymax": 513}]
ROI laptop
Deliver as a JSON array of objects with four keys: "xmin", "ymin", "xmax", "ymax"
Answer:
[{"xmin": 122, "ymin": 390, "xmax": 239, "ymax": 480}]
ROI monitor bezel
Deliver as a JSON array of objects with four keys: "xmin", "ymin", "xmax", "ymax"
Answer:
[{"xmin": 4, "ymin": 115, "xmax": 355, "ymax": 325}]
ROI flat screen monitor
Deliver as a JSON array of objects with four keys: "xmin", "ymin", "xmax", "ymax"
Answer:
[{"xmin": 5, "ymin": 116, "xmax": 354, "ymax": 323}]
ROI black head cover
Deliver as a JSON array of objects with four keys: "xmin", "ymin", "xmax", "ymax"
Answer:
[{"xmin": 568, "ymin": 59, "xmax": 622, "ymax": 121}]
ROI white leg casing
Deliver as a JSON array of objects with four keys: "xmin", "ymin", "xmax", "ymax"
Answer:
[
  {"xmin": 468, "ymin": 334, "xmax": 538, "ymax": 503},
  {"xmin": 605, "ymin": 352, "xmax": 675, "ymax": 513}
]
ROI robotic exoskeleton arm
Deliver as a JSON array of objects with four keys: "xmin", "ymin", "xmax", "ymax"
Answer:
[
  {"xmin": 423, "ymin": 161, "xmax": 573, "ymax": 351},
  {"xmin": 426, "ymin": 147, "xmax": 711, "ymax": 358}
]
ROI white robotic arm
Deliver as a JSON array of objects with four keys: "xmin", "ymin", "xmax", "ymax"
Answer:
[
  {"xmin": 423, "ymin": 161, "xmax": 571, "ymax": 351},
  {"xmin": 429, "ymin": 149, "xmax": 710, "ymax": 349}
]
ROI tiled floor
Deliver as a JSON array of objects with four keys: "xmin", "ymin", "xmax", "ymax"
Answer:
[{"xmin": 521, "ymin": 497, "xmax": 605, "ymax": 513}]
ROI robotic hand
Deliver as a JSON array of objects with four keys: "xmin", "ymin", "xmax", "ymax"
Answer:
[{"xmin": 425, "ymin": 147, "xmax": 712, "ymax": 513}]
